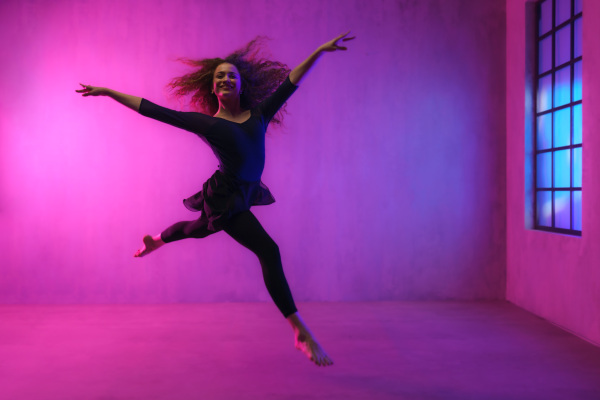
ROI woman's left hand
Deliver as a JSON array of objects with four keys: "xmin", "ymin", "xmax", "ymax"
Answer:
[{"xmin": 319, "ymin": 31, "xmax": 356, "ymax": 52}]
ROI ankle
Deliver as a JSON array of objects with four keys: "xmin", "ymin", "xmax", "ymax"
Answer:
[
  {"xmin": 287, "ymin": 313, "xmax": 311, "ymax": 336},
  {"xmin": 152, "ymin": 234, "xmax": 165, "ymax": 245}
]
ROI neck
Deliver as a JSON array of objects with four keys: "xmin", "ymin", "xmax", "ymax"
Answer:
[{"xmin": 215, "ymin": 97, "xmax": 243, "ymax": 117}]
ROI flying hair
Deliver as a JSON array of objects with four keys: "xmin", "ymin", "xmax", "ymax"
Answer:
[{"xmin": 168, "ymin": 37, "xmax": 291, "ymax": 125}]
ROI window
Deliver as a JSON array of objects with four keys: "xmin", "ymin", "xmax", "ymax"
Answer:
[{"xmin": 535, "ymin": 0, "xmax": 582, "ymax": 235}]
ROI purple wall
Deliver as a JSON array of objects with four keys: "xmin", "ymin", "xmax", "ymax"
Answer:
[
  {"xmin": 507, "ymin": 0, "xmax": 600, "ymax": 345},
  {"xmin": 0, "ymin": 0, "xmax": 506, "ymax": 304}
]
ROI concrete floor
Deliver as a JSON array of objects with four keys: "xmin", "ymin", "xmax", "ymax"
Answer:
[{"xmin": 1, "ymin": 301, "xmax": 599, "ymax": 400}]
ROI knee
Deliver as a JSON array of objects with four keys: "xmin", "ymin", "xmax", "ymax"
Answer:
[
  {"xmin": 260, "ymin": 240, "xmax": 280, "ymax": 262},
  {"xmin": 268, "ymin": 240, "xmax": 280, "ymax": 257}
]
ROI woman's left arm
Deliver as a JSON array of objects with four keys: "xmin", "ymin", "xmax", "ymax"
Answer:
[{"xmin": 289, "ymin": 31, "xmax": 355, "ymax": 86}]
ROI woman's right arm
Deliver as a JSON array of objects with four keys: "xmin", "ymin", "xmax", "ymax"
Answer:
[
  {"xmin": 76, "ymin": 83, "xmax": 215, "ymax": 137},
  {"xmin": 76, "ymin": 84, "xmax": 142, "ymax": 112}
]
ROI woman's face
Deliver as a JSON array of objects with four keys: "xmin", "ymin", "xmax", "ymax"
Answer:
[{"xmin": 213, "ymin": 63, "xmax": 242, "ymax": 99}]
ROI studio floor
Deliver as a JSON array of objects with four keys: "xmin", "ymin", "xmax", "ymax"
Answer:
[{"xmin": 1, "ymin": 301, "xmax": 599, "ymax": 400}]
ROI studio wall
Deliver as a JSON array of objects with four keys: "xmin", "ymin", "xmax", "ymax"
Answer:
[{"xmin": 0, "ymin": 0, "xmax": 506, "ymax": 304}]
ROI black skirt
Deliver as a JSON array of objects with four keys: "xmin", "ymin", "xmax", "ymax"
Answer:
[{"xmin": 182, "ymin": 170, "xmax": 275, "ymax": 232}]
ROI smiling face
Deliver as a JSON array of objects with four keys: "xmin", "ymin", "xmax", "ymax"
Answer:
[{"xmin": 213, "ymin": 62, "xmax": 242, "ymax": 100}]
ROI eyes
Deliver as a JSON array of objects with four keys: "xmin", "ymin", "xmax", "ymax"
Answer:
[{"xmin": 215, "ymin": 72, "xmax": 238, "ymax": 80}]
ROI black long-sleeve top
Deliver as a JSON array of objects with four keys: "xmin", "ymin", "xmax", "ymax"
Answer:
[{"xmin": 138, "ymin": 76, "xmax": 298, "ymax": 182}]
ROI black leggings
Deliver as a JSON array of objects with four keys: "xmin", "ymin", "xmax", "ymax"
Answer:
[{"xmin": 161, "ymin": 211, "xmax": 298, "ymax": 318}]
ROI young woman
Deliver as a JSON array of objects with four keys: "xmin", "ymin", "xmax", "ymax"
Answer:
[{"xmin": 76, "ymin": 32, "xmax": 354, "ymax": 367}]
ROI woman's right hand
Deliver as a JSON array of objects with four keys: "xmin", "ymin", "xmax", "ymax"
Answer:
[{"xmin": 75, "ymin": 83, "xmax": 107, "ymax": 96}]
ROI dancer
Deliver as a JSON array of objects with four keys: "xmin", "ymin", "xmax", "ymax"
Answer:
[{"xmin": 76, "ymin": 32, "xmax": 355, "ymax": 366}]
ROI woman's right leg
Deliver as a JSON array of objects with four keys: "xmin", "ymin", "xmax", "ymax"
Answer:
[
  {"xmin": 223, "ymin": 211, "xmax": 297, "ymax": 317},
  {"xmin": 134, "ymin": 216, "xmax": 213, "ymax": 257},
  {"xmin": 223, "ymin": 211, "xmax": 333, "ymax": 366}
]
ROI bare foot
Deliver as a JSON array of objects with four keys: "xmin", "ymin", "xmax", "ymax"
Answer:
[
  {"xmin": 287, "ymin": 312, "xmax": 333, "ymax": 366},
  {"xmin": 134, "ymin": 234, "xmax": 164, "ymax": 257},
  {"xmin": 294, "ymin": 331, "xmax": 334, "ymax": 366}
]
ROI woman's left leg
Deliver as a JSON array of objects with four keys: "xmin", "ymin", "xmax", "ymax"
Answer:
[{"xmin": 223, "ymin": 211, "xmax": 333, "ymax": 366}]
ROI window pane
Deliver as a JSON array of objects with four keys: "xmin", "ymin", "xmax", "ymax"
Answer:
[
  {"xmin": 573, "ymin": 147, "xmax": 582, "ymax": 187},
  {"xmin": 539, "ymin": 36, "xmax": 552, "ymax": 73},
  {"xmin": 555, "ymin": 26, "xmax": 571, "ymax": 66},
  {"xmin": 556, "ymin": 0, "xmax": 572, "ymax": 26},
  {"xmin": 537, "ymin": 152, "xmax": 552, "ymax": 188},
  {"xmin": 573, "ymin": 190, "xmax": 582, "ymax": 230},
  {"xmin": 554, "ymin": 149, "xmax": 570, "ymax": 188},
  {"xmin": 575, "ymin": 0, "xmax": 582, "ymax": 14},
  {"xmin": 554, "ymin": 108, "xmax": 570, "ymax": 148},
  {"xmin": 537, "ymin": 191, "xmax": 552, "ymax": 227},
  {"xmin": 573, "ymin": 104, "xmax": 582, "ymax": 144},
  {"xmin": 554, "ymin": 66, "xmax": 571, "ymax": 107},
  {"xmin": 574, "ymin": 17, "xmax": 582, "ymax": 58},
  {"xmin": 573, "ymin": 61, "xmax": 582, "ymax": 101},
  {"xmin": 537, "ymin": 113, "xmax": 552, "ymax": 150},
  {"xmin": 555, "ymin": 191, "xmax": 571, "ymax": 229},
  {"xmin": 538, "ymin": 75, "xmax": 552, "ymax": 112},
  {"xmin": 540, "ymin": 0, "xmax": 552, "ymax": 35}
]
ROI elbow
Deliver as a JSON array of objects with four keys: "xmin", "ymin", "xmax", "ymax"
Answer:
[{"xmin": 289, "ymin": 70, "xmax": 301, "ymax": 86}]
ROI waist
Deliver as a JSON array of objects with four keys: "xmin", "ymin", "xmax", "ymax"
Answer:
[
  {"xmin": 217, "ymin": 165, "xmax": 263, "ymax": 184},
  {"xmin": 216, "ymin": 167, "xmax": 262, "ymax": 185}
]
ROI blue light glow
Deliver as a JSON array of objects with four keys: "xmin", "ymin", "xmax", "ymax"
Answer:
[
  {"xmin": 573, "ymin": 190, "xmax": 582, "ymax": 230},
  {"xmin": 554, "ymin": 66, "xmax": 571, "ymax": 107},
  {"xmin": 573, "ymin": 104, "xmax": 582, "ymax": 144},
  {"xmin": 573, "ymin": 148, "xmax": 582, "ymax": 187},
  {"xmin": 554, "ymin": 149, "xmax": 570, "ymax": 188},
  {"xmin": 573, "ymin": 61, "xmax": 582, "ymax": 101},
  {"xmin": 537, "ymin": 113, "xmax": 552, "ymax": 150},
  {"xmin": 554, "ymin": 191, "xmax": 570, "ymax": 229},
  {"xmin": 534, "ymin": 0, "xmax": 582, "ymax": 234},
  {"xmin": 553, "ymin": 108, "xmax": 570, "ymax": 148},
  {"xmin": 537, "ymin": 153, "xmax": 552, "ymax": 188},
  {"xmin": 537, "ymin": 191, "xmax": 552, "ymax": 227},
  {"xmin": 537, "ymin": 75, "xmax": 552, "ymax": 112}
]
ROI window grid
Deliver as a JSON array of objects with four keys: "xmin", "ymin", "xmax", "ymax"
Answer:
[{"xmin": 534, "ymin": 0, "xmax": 582, "ymax": 236}]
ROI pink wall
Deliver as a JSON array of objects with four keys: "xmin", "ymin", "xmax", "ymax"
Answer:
[
  {"xmin": 506, "ymin": 0, "xmax": 600, "ymax": 345},
  {"xmin": 0, "ymin": 0, "xmax": 506, "ymax": 304}
]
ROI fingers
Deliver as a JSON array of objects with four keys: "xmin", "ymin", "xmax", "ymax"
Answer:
[
  {"xmin": 76, "ymin": 83, "xmax": 88, "ymax": 93},
  {"xmin": 338, "ymin": 31, "xmax": 355, "ymax": 41},
  {"xmin": 330, "ymin": 31, "xmax": 355, "ymax": 51},
  {"xmin": 335, "ymin": 31, "xmax": 350, "ymax": 41},
  {"xmin": 76, "ymin": 83, "xmax": 93, "ymax": 95}
]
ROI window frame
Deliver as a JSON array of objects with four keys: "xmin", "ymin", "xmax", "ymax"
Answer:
[{"xmin": 533, "ymin": 0, "xmax": 582, "ymax": 236}]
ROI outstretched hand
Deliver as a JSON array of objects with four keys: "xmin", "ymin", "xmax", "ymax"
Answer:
[
  {"xmin": 319, "ymin": 31, "xmax": 356, "ymax": 52},
  {"xmin": 75, "ymin": 83, "xmax": 106, "ymax": 96}
]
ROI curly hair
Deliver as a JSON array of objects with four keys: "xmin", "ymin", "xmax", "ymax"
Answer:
[{"xmin": 168, "ymin": 37, "xmax": 291, "ymax": 125}]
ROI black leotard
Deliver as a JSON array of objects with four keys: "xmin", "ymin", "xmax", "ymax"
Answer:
[{"xmin": 138, "ymin": 76, "xmax": 298, "ymax": 233}]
